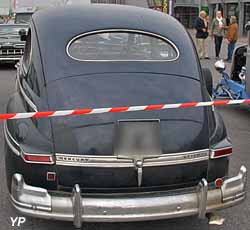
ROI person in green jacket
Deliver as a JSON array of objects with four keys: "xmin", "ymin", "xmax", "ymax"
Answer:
[{"xmin": 211, "ymin": 11, "xmax": 226, "ymax": 59}]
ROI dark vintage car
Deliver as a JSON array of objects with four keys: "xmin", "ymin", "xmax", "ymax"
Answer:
[
  {"xmin": 4, "ymin": 5, "xmax": 247, "ymax": 228},
  {"xmin": 0, "ymin": 24, "xmax": 28, "ymax": 63}
]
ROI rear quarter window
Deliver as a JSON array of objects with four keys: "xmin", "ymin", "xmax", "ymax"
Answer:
[{"xmin": 67, "ymin": 30, "xmax": 179, "ymax": 62}]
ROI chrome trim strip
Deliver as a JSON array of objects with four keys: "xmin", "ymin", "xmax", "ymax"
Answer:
[
  {"xmin": 4, "ymin": 122, "xmax": 21, "ymax": 156},
  {"xmin": 17, "ymin": 74, "xmax": 38, "ymax": 112},
  {"xmin": 56, "ymin": 149, "xmax": 209, "ymax": 168},
  {"xmin": 4, "ymin": 121, "xmax": 20, "ymax": 147},
  {"xmin": 143, "ymin": 150, "xmax": 209, "ymax": 167},
  {"xmin": 56, "ymin": 154, "xmax": 134, "ymax": 168},
  {"xmin": 66, "ymin": 29, "xmax": 180, "ymax": 62},
  {"xmin": 11, "ymin": 195, "xmax": 33, "ymax": 209},
  {"xmin": 4, "ymin": 121, "xmax": 54, "ymax": 164}
]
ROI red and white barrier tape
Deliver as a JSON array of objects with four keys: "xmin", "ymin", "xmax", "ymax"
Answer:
[{"xmin": 1, "ymin": 99, "xmax": 250, "ymax": 120}]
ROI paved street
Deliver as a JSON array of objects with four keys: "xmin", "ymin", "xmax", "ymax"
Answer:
[{"xmin": 0, "ymin": 38, "xmax": 249, "ymax": 230}]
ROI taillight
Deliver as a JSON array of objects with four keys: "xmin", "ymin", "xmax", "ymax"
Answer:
[
  {"xmin": 22, "ymin": 153, "xmax": 54, "ymax": 164},
  {"xmin": 210, "ymin": 147, "xmax": 232, "ymax": 159},
  {"xmin": 214, "ymin": 178, "xmax": 224, "ymax": 188}
]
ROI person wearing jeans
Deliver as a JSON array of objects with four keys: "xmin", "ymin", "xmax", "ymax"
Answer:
[
  {"xmin": 225, "ymin": 16, "xmax": 238, "ymax": 62},
  {"xmin": 211, "ymin": 11, "xmax": 226, "ymax": 59}
]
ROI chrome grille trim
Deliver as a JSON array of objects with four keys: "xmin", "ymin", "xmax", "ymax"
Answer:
[
  {"xmin": 0, "ymin": 48, "xmax": 24, "ymax": 56},
  {"xmin": 56, "ymin": 149, "xmax": 209, "ymax": 168}
]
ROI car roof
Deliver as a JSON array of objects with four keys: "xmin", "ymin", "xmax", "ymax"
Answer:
[{"xmin": 32, "ymin": 4, "xmax": 200, "ymax": 83}]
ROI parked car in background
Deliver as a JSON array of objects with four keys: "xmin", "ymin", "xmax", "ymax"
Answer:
[
  {"xmin": 0, "ymin": 16, "xmax": 4, "ymax": 24},
  {"xmin": 0, "ymin": 24, "xmax": 28, "ymax": 63},
  {"xmin": 4, "ymin": 5, "xmax": 247, "ymax": 228}
]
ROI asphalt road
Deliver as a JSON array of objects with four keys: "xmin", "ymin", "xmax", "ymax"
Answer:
[{"xmin": 0, "ymin": 41, "xmax": 249, "ymax": 229}]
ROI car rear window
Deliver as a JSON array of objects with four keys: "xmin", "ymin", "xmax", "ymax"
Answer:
[{"xmin": 67, "ymin": 30, "xmax": 179, "ymax": 61}]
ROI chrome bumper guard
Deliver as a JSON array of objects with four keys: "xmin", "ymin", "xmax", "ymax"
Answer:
[{"xmin": 10, "ymin": 166, "xmax": 247, "ymax": 228}]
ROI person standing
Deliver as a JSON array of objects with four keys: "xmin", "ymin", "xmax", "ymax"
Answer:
[
  {"xmin": 195, "ymin": 11, "xmax": 209, "ymax": 59},
  {"xmin": 225, "ymin": 16, "xmax": 238, "ymax": 62},
  {"xmin": 204, "ymin": 15, "xmax": 210, "ymax": 59},
  {"xmin": 211, "ymin": 11, "xmax": 226, "ymax": 59}
]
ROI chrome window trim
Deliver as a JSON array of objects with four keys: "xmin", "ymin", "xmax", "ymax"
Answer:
[
  {"xmin": 56, "ymin": 149, "xmax": 209, "ymax": 168},
  {"xmin": 17, "ymin": 73, "xmax": 38, "ymax": 112},
  {"xmin": 66, "ymin": 29, "xmax": 180, "ymax": 62}
]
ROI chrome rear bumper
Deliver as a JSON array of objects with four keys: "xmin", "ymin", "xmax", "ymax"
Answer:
[{"xmin": 10, "ymin": 166, "xmax": 247, "ymax": 228}]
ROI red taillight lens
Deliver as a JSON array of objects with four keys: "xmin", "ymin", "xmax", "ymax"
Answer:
[
  {"xmin": 215, "ymin": 178, "xmax": 224, "ymax": 188},
  {"xmin": 47, "ymin": 172, "xmax": 56, "ymax": 181},
  {"xmin": 211, "ymin": 147, "xmax": 232, "ymax": 159},
  {"xmin": 22, "ymin": 153, "xmax": 54, "ymax": 164}
]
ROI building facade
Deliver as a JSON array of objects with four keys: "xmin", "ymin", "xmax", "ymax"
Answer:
[
  {"xmin": 207, "ymin": 0, "xmax": 250, "ymax": 35},
  {"xmin": 147, "ymin": 1, "xmax": 208, "ymax": 28},
  {"xmin": 88, "ymin": 0, "xmax": 250, "ymax": 34},
  {"xmin": 173, "ymin": 0, "xmax": 208, "ymax": 28},
  {"xmin": 91, "ymin": 0, "xmax": 149, "ymax": 7}
]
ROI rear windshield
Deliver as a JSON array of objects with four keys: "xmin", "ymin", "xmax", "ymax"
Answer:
[{"xmin": 67, "ymin": 30, "xmax": 179, "ymax": 61}]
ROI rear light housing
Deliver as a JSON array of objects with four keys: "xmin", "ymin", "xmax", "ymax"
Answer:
[
  {"xmin": 210, "ymin": 147, "xmax": 232, "ymax": 159},
  {"xmin": 22, "ymin": 152, "xmax": 54, "ymax": 165},
  {"xmin": 47, "ymin": 172, "xmax": 56, "ymax": 181},
  {"xmin": 214, "ymin": 178, "xmax": 224, "ymax": 188}
]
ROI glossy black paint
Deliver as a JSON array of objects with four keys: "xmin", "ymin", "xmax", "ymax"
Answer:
[
  {"xmin": 5, "ymin": 5, "xmax": 229, "ymax": 193},
  {"xmin": 47, "ymin": 73, "xmax": 207, "ymax": 155}
]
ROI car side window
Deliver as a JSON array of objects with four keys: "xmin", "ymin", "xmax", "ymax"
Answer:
[
  {"xmin": 18, "ymin": 27, "xmax": 41, "ymax": 114},
  {"xmin": 21, "ymin": 28, "xmax": 40, "ymax": 97},
  {"xmin": 25, "ymin": 62, "xmax": 40, "ymax": 97}
]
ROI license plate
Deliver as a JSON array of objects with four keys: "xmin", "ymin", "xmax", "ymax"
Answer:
[{"xmin": 114, "ymin": 119, "xmax": 162, "ymax": 160}]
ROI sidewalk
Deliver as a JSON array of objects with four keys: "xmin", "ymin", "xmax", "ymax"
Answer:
[{"xmin": 187, "ymin": 29, "xmax": 248, "ymax": 43}]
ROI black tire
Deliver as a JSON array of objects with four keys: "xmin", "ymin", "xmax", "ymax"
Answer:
[{"xmin": 202, "ymin": 68, "xmax": 213, "ymax": 96}]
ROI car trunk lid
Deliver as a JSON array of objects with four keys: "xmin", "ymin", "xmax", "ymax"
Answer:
[{"xmin": 46, "ymin": 73, "xmax": 209, "ymax": 191}]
